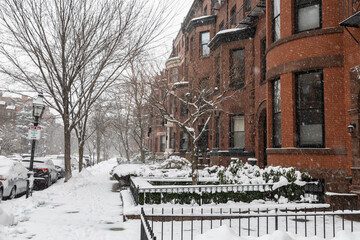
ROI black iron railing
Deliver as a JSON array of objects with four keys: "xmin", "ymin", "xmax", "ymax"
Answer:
[
  {"xmin": 141, "ymin": 208, "xmax": 157, "ymax": 240},
  {"xmin": 141, "ymin": 207, "xmax": 360, "ymax": 240}
]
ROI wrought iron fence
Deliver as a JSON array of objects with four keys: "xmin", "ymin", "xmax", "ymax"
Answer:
[
  {"xmin": 141, "ymin": 208, "xmax": 157, "ymax": 240},
  {"xmin": 339, "ymin": 0, "xmax": 360, "ymax": 22},
  {"xmin": 130, "ymin": 178, "xmax": 324, "ymax": 206},
  {"xmin": 141, "ymin": 207, "xmax": 360, "ymax": 240}
]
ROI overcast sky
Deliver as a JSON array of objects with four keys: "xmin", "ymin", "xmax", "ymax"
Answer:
[
  {"xmin": 152, "ymin": 0, "xmax": 193, "ymax": 63},
  {"xmin": 0, "ymin": 0, "xmax": 194, "ymax": 97}
]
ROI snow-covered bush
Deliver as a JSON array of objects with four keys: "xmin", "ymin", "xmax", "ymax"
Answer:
[
  {"xmin": 217, "ymin": 161, "xmax": 311, "ymax": 201},
  {"xmin": 160, "ymin": 156, "xmax": 191, "ymax": 170}
]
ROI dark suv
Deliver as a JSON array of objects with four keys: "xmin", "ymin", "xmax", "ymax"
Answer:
[{"xmin": 21, "ymin": 158, "xmax": 58, "ymax": 189}]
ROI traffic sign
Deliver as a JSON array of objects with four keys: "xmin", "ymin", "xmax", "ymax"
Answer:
[{"xmin": 28, "ymin": 126, "xmax": 41, "ymax": 140}]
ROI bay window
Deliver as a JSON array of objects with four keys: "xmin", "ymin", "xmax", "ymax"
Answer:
[{"xmin": 296, "ymin": 70, "xmax": 324, "ymax": 147}]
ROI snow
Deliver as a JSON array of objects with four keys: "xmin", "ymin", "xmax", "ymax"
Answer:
[
  {"xmin": 5, "ymin": 105, "xmax": 15, "ymax": 110},
  {"xmin": 325, "ymin": 192, "xmax": 357, "ymax": 196},
  {"xmin": 0, "ymin": 158, "xmax": 140, "ymax": 240},
  {"xmin": 1, "ymin": 159, "xmax": 359, "ymax": 240},
  {"xmin": 191, "ymin": 15, "xmax": 215, "ymax": 22}
]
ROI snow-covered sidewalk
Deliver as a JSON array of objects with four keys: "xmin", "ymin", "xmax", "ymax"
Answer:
[{"xmin": 0, "ymin": 158, "xmax": 139, "ymax": 240}]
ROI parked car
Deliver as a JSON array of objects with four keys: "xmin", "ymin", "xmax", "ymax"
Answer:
[
  {"xmin": 6, "ymin": 154, "xmax": 23, "ymax": 162},
  {"xmin": 0, "ymin": 156, "xmax": 28, "ymax": 199},
  {"xmin": 48, "ymin": 157, "xmax": 65, "ymax": 179},
  {"xmin": 0, "ymin": 181, "xmax": 3, "ymax": 201},
  {"xmin": 56, "ymin": 155, "xmax": 79, "ymax": 170},
  {"xmin": 21, "ymin": 157, "xmax": 58, "ymax": 189},
  {"xmin": 83, "ymin": 155, "xmax": 91, "ymax": 167}
]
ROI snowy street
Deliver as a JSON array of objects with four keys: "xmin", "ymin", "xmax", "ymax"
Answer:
[{"xmin": 0, "ymin": 158, "xmax": 139, "ymax": 240}]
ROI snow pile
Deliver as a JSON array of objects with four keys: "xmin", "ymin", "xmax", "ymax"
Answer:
[
  {"xmin": 0, "ymin": 206, "xmax": 15, "ymax": 226},
  {"xmin": 111, "ymin": 156, "xmax": 194, "ymax": 179}
]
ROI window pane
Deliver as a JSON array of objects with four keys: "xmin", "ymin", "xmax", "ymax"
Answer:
[
  {"xmin": 297, "ymin": 72, "xmax": 322, "ymax": 109},
  {"xmin": 300, "ymin": 124, "xmax": 322, "ymax": 145},
  {"xmin": 201, "ymin": 32, "xmax": 210, "ymax": 44},
  {"xmin": 233, "ymin": 115, "xmax": 244, "ymax": 131},
  {"xmin": 273, "ymin": 79, "xmax": 281, "ymax": 113},
  {"xmin": 273, "ymin": 113, "xmax": 281, "ymax": 147},
  {"xmin": 273, "ymin": 0, "xmax": 280, "ymax": 16},
  {"xmin": 202, "ymin": 45, "xmax": 210, "ymax": 56},
  {"xmin": 274, "ymin": 17, "xmax": 280, "ymax": 41},
  {"xmin": 231, "ymin": 49, "xmax": 245, "ymax": 87},
  {"xmin": 298, "ymin": 4, "xmax": 320, "ymax": 32},
  {"xmin": 234, "ymin": 131, "xmax": 245, "ymax": 148}
]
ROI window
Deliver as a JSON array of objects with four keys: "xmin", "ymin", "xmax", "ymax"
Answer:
[
  {"xmin": 219, "ymin": 21, "xmax": 224, "ymax": 31},
  {"xmin": 295, "ymin": 0, "xmax": 321, "ymax": 33},
  {"xmin": 215, "ymin": 57, "xmax": 221, "ymax": 89},
  {"xmin": 190, "ymin": 37, "xmax": 194, "ymax": 60},
  {"xmin": 180, "ymin": 132, "xmax": 188, "ymax": 151},
  {"xmin": 261, "ymin": 38, "xmax": 267, "ymax": 84},
  {"xmin": 230, "ymin": 48, "xmax": 245, "ymax": 88},
  {"xmin": 272, "ymin": 79, "xmax": 281, "ymax": 148},
  {"xmin": 203, "ymin": 6, "xmax": 207, "ymax": 16},
  {"xmin": 215, "ymin": 117, "xmax": 220, "ymax": 148},
  {"xmin": 245, "ymin": 0, "xmax": 251, "ymax": 12},
  {"xmin": 200, "ymin": 31, "xmax": 210, "ymax": 57},
  {"xmin": 198, "ymin": 125, "xmax": 209, "ymax": 150},
  {"xmin": 230, "ymin": 115, "xmax": 245, "ymax": 148},
  {"xmin": 230, "ymin": 6, "xmax": 237, "ymax": 27},
  {"xmin": 186, "ymin": 36, "xmax": 189, "ymax": 52},
  {"xmin": 170, "ymin": 95, "xmax": 176, "ymax": 114},
  {"xmin": 160, "ymin": 135, "xmax": 166, "ymax": 152},
  {"xmin": 155, "ymin": 137, "xmax": 158, "ymax": 152},
  {"xmin": 271, "ymin": 0, "xmax": 280, "ymax": 42},
  {"xmin": 180, "ymin": 94, "xmax": 188, "ymax": 116},
  {"xmin": 296, "ymin": 70, "xmax": 324, "ymax": 147},
  {"xmin": 171, "ymin": 67, "xmax": 178, "ymax": 83},
  {"xmin": 169, "ymin": 127, "xmax": 175, "ymax": 149}
]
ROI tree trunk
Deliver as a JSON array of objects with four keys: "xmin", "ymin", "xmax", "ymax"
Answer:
[
  {"xmin": 190, "ymin": 140, "xmax": 198, "ymax": 185},
  {"xmin": 78, "ymin": 139, "xmax": 84, "ymax": 172},
  {"xmin": 96, "ymin": 127, "xmax": 101, "ymax": 163},
  {"xmin": 64, "ymin": 127, "xmax": 72, "ymax": 182}
]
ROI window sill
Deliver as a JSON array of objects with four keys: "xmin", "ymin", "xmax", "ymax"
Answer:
[{"xmin": 266, "ymin": 148, "xmax": 347, "ymax": 155}]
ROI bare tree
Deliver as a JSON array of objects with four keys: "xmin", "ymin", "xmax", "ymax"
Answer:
[
  {"xmin": 0, "ymin": 0, "xmax": 169, "ymax": 181},
  {"xmin": 148, "ymin": 74, "xmax": 235, "ymax": 184}
]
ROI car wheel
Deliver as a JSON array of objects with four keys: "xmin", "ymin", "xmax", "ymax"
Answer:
[
  {"xmin": 47, "ymin": 177, "xmax": 52, "ymax": 188},
  {"xmin": 9, "ymin": 187, "xmax": 16, "ymax": 199},
  {"xmin": 0, "ymin": 188, "xmax": 3, "ymax": 202}
]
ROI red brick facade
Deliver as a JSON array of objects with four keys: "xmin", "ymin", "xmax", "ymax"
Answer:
[{"xmin": 147, "ymin": 0, "xmax": 360, "ymax": 195}]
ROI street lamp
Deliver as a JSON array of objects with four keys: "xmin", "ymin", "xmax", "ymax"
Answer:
[{"xmin": 26, "ymin": 93, "xmax": 45, "ymax": 198}]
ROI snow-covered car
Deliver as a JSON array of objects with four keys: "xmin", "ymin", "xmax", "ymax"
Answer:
[
  {"xmin": 6, "ymin": 154, "xmax": 23, "ymax": 162},
  {"xmin": 0, "ymin": 156, "xmax": 28, "ymax": 199},
  {"xmin": 55, "ymin": 155, "xmax": 78, "ymax": 170},
  {"xmin": 21, "ymin": 158, "xmax": 58, "ymax": 189}
]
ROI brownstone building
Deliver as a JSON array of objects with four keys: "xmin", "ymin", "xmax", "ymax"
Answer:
[{"xmin": 147, "ymin": 0, "xmax": 360, "ymax": 198}]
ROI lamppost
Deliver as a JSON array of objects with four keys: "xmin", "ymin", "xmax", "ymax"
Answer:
[{"xmin": 26, "ymin": 93, "xmax": 45, "ymax": 198}]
